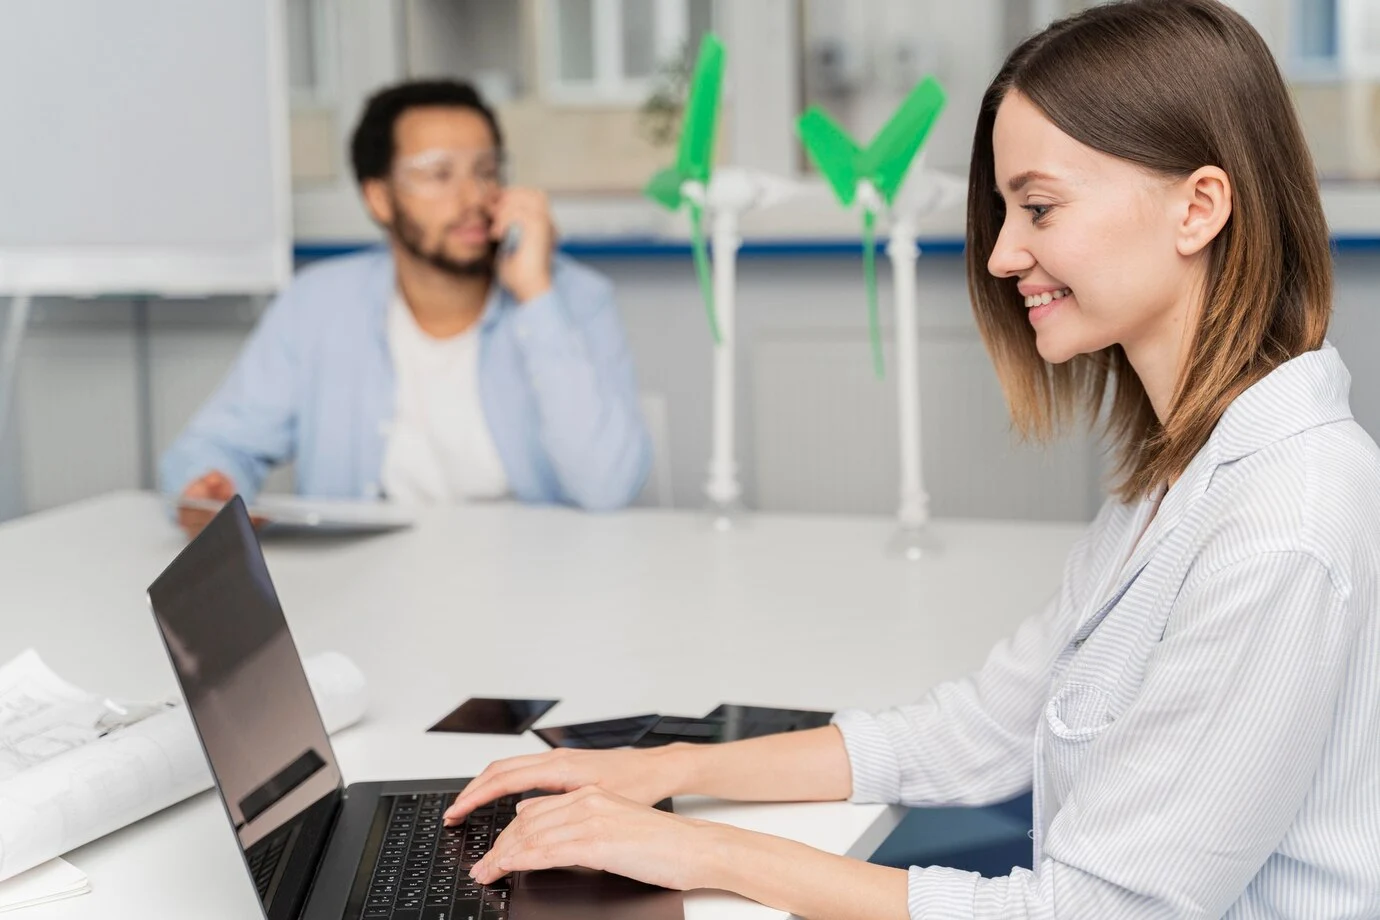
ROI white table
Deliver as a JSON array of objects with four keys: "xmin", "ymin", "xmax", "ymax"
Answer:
[{"xmin": 0, "ymin": 492, "xmax": 1084, "ymax": 919}]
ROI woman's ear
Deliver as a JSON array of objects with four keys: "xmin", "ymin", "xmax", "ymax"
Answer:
[
  {"xmin": 361, "ymin": 179, "xmax": 394, "ymax": 227},
  {"xmin": 1175, "ymin": 166, "xmax": 1232, "ymax": 257}
]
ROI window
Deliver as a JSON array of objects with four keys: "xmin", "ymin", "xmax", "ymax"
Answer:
[
  {"xmin": 1294, "ymin": 0, "xmax": 1340, "ymax": 75},
  {"xmin": 1289, "ymin": 0, "xmax": 1380, "ymax": 80},
  {"xmin": 1339, "ymin": 0, "xmax": 1380, "ymax": 78},
  {"xmin": 544, "ymin": 0, "xmax": 715, "ymax": 104},
  {"xmin": 284, "ymin": 0, "xmax": 340, "ymax": 184},
  {"xmin": 285, "ymin": 0, "xmax": 337, "ymax": 106}
]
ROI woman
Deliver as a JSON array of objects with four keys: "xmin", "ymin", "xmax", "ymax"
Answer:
[{"xmin": 443, "ymin": 1, "xmax": 1380, "ymax": 916}]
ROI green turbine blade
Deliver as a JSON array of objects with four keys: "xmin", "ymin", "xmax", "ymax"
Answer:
[
  {"xmin": 796, "ymin": 106, "xmax": 861, "ymax": 206},
  {"xmin": 677, "ymin": 33, "xmax": 725, "ymax": 184},
  {"xmin": 688, "ymin": 201, "xmax": 720, "ymax": 344},
  {"xmin": 644, "ymin": 166, "xmax": 685, "ymax": 210},
  {"xmin": 862, "ymin": 209, "xmax": 883, "ymax": 379},
  {"xmin": 862, "ymin": 76, "xmax": 946, "ymax": 204}
]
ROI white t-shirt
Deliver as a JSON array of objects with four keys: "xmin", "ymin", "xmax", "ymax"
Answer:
[{"xmin": 381, "ymin": 293, "xmax": 510, "ymax": 504}]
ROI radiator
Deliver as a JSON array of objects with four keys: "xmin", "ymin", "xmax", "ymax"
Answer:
[{"xmin": 750, "ymin": 328, "xmax": 1099, "ymax": 521}]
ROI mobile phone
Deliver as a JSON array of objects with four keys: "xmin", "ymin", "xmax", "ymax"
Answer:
[{"xmin": 426, "ymin": 697, "xmax": 559, "ymax": 735}]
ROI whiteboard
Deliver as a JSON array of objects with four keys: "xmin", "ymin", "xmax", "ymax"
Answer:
[{"xmin": 0, "ymin": 0, "xmax": 291, "ymax": 296}]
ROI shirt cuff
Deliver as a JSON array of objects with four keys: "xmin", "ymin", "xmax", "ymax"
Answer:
[{"xmin": 831, "ymin": 709, "xmax": 904, "ymax": 804}]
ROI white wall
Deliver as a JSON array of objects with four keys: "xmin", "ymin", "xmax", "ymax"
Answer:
[{"xmin": 4, "ymin": 252, "xmax": 1380, "ymax": 524}]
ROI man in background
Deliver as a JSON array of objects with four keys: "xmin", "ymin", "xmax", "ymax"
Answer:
[{"xmin": 162, "ymin": 80, "xmax": 651, "ymax": 534}]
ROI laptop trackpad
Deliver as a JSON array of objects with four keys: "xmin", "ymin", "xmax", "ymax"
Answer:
[{"xmin": 514, "ymin": 869, "xmax": 682, "ymax": 920}]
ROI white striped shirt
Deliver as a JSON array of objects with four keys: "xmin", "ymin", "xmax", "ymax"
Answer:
[{"xmin": 834, "ymin": 344, "xmax": 1380, "ymax": 918}]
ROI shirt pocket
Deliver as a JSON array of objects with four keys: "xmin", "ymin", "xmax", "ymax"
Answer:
[{"xmin": 1043, "ymin": 681, "xmax": 1115, "ymax": 805}]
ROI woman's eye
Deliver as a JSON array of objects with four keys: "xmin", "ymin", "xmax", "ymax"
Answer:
[{"xmin": 1021, "ymin": 204, "xmax": 1051, "ymax": 225}]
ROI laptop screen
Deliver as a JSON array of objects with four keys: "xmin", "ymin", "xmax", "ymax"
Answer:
[{"xmin": 147, "ymin": 496, "xmax": 343, "ymax": 916}]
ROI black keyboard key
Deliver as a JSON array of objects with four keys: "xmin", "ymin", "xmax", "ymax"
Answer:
[{"xmin": 360, "ymin": 793, "xmax": 480, "ymax": 919}]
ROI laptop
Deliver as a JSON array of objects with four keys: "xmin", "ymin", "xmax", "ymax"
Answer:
[{"xmin": 147, "ymin": 496, "xmax": 683, "ymax": 920}]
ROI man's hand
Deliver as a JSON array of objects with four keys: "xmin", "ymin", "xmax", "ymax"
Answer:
[
  {"xmin": 492, "ymin": 187, "xmax": 556, "ymax": 304},
  {"xmin": 177, "ymin": 470, "xmax": 235, "ymax": 538}
]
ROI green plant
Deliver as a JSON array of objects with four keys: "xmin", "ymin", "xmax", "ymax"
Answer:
[{"xmin": 638, "ymin": 40, "xmax": 695, "ymax": 148}]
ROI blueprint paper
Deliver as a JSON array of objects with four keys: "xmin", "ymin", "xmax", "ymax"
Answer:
[{"xmin": 0, "ymin": 650, "xmax": 367, "ymax": 881}]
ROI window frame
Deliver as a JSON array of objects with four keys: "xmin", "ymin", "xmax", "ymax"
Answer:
[{"xmin": 542, "ymin": 0, "xmax": 697, "ymax": 106}]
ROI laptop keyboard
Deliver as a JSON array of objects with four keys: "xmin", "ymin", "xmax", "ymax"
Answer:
[{"xmin": 361, "ymin": 792, "xmax": 516, "ymax": 919}]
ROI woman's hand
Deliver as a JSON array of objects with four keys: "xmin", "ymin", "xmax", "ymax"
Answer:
[
  {"xmin": 470, "ymin": 787, "xmax": 912, "ymax": 920},
  {"xmin": 444, "ymin": 746, "xmax": 689, "ymax": 827},
  {"xmin": 469, "ymin": 787, "xmax": 712, "ymax": 890}
]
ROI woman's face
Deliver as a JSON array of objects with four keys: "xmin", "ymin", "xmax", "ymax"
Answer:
[{"xmin": 986, "ymin": 91, "xmax": 1205, "ymax": 368}]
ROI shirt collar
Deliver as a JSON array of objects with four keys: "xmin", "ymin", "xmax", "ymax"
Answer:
[
  {"xmin": 1207, "ymin": 342, "xmax": 1353, "ymax": 466},
  {"xmin": 1095, "ymin": 343, "xmax": 1352, "ymax": 609},
  {"xmin": 478, "ymin": 281, "xmax": 506, "ymax": 331},
  {"xmin": 372, "ymin": 250, "xmax": 507, "ymax": 339}
]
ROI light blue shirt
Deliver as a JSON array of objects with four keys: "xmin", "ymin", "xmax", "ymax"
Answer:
[
  {"xmin": 835, "ymin": 344, "xmax": 1380, "ymax": 918},
  {"xmin": 160, "ymin": 250, "xmax": 651, "ymax": 510}
]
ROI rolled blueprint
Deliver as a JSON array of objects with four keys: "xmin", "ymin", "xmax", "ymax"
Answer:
[{"xmin": 0, "ymin": 650, "xmax": 367, "ymax": 882}]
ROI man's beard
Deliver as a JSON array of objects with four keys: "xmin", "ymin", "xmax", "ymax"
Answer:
[{"xmin": 389, "ymin": 195, "xmax": 497, "ymax": 278}]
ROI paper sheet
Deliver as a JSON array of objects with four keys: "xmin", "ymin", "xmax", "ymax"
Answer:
[
  {"xmin": 0, "ymin": 649, "xmax": 367, "ymax": 883},
  {"xmin": 0, "ymin": 858, "xmax": 88, "ymax": 912}
]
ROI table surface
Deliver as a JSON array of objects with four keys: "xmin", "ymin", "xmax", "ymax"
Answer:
[{"xmin": 0, "ymin": 492, "xmax": 1085, "ymax": 919}]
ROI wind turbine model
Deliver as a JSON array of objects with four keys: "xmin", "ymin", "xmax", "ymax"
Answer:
[
  {"xmin": 646, "ymin": 34, "xmax": 799, "ymax": 526},
  {"xmin": 797, "ymin": 78, "xmax": 954, "ymax": 557}
]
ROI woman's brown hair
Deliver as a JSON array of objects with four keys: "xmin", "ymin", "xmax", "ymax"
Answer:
[{"xmin": 966, "ymin": 0, "xmax": 1331, "ymax": 500}]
